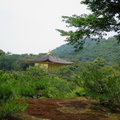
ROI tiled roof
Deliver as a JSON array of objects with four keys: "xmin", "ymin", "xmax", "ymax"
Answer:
[{"xmin": 27, "ymin": 54, "xmax": 73, "ymax": 64}]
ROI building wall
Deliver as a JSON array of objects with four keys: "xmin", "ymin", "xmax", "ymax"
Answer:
[
  {"xmin": 34, "ymin": 62, "xmax": 64, "ymax": 72},
  {"xmin": 48, "ymin": 63, "xmax": 64, "ymax": 72},
  {"xmin": 35, "ymin": 63, "xmax": 48, "ymax": 71}
]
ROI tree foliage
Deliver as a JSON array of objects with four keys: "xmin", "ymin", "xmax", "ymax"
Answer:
[
  {"xmin": 53, "ymin": 37, "xmax": 120, "ymax": 63},
  {"xmin": 0, "ymin": 54, "xmax": 34, "ymax": 71},
  {"xmin": 0, "ymin": 57, "xmax": 120, "ymax": 119},
  {"xmin": 82, "ymin": 59, "xmax": 120, "ymax": 105},
  {"xmin": 0, "ymin": 70, "xmax": 27, "ymax": 119},
  {"xmin": 57, "ymin": 0, "xmax": 120, "ymax": 50},
  {"xmin": 0, "ymin": 49, "xmax": 5, "ymax": 56}
]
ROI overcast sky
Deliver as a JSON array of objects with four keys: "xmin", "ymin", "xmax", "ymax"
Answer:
[
  {"xmin": 0, "ymin": 0, "xmax": 91, "ymax": 54},
  {"xmin": 0, "ymin": 0, "xmax": 115, "ymax": 54}
]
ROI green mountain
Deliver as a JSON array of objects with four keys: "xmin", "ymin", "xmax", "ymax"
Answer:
[{"xmin": 52, "ymin": 37, "xmax": 120, "ymax": 63}]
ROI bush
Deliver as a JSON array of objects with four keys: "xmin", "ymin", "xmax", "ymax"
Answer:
[
  {"xmin": 0, "ymin": 100, "xmax": 27, "ymax": 119},
  {"xmin": 19, "ymin": 66, "xmax": 49, "ymax": 98},
  {"xmin": 48, "ymin": 77, "xmax": 72, "ymax": 98},
  {"xmin": 66, "ymin": 87, "xmax": 87, "ymax": 97},
  {"xmin": 0, "ymin": 71, "xmax": 27, "ymax": 119},
  {"xmin": 81, "ymin": 60, "xmax": 120, "ymax": 105}
]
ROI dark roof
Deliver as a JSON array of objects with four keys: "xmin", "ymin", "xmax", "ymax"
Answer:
[{"xmin": 27, "ymin": 54, "xmax": 73, "ymax": 64}]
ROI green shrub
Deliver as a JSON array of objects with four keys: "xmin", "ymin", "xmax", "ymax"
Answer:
[
  {"xmin": 18, "ymin": 66, "xmax": 49, "ymax": 98},
  {"xmin": 66, "ymin": 87, "xmax": 87, "ymax": 97},
  {"xmin": 0, "ymin": 71, "xmax": 27, "ymax": 119},
  {"xmin": 48, "ymin": 77, "xmax": 72, "ymax": 98},
  {"xmin": 0, "ymin": 100, "xmax": 27, "ymax": 119},
  {"xmin": 81, "ymin": 61, "xmax": 120, "ymax": 105}
]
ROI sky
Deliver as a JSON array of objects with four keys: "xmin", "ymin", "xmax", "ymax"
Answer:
[{"xmin": 0, "ymin": 0, "xmax": 115, "ymax": 54}]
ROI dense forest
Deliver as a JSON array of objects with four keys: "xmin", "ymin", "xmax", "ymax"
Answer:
[{"xmin": 53, "ymin": 37, "xmax": 120, "ymax": 63}]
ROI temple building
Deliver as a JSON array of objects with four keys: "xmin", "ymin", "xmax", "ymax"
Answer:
[{"xmin": 27, "ymin": 53, "xmax": 73, "ymax": 72}]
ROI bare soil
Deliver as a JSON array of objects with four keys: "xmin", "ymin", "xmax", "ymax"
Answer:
[{"xmin": 13, "ymin": 97, "xmax": 120, "ymax": 120}]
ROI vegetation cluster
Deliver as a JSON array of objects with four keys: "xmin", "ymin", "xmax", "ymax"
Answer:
[
  {"xmin": 0, "ymin": 56, "xmax": 120, "ymax": 119},
  {"xmin": 0, "ymin": 0, "xmax": 120, "ymax": 119},
  {"xmin": 0, "ymin": 37, "xmax": 119, "ymax": 72},
  {"xmin": 53, "ymin": 37, "xmax": 120, "ymax": 64}
]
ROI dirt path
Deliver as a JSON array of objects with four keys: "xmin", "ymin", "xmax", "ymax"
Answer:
[
  {"xmin": 14, "ymin": 97, "xmax": 120, "ymax": 120},
  {"xmin": 25, "ymin": 97, "xmax": 120, "ymax": 120}
]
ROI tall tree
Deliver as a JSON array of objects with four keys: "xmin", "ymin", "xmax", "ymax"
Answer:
[
  {"xmin": 0, "ymin": 50, "xmax": 5, "ymax": 56},
  {"xmin": 57, "ymin": 0, "xmax": 120, "ymax": 50}
]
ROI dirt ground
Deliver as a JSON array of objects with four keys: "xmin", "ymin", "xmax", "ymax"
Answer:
[{"xmin": 13, "ymin": 97, "xmax": 120, "ymax": 120}]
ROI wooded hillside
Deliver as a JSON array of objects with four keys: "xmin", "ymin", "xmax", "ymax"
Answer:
[{"xmin": 52, "ymin": 37, "xmax": 120, "ymax": 63}]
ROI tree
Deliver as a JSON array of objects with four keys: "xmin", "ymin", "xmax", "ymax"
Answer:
[
  {"xmin": 0, "ymin": 49, "xmax": 5, "ymax": 56},
  {"xmin": 82, "ymin": 61, "xmax": 120, "ymax": 107},
  {"xmin": 57, "ymin": 0, "xmax": 120, "ymax": 50}
]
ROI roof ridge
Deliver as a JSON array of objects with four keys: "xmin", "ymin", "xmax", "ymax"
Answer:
[{"xmin": 27, "ymin": 54, "xmax": 73, "ymax": 64}]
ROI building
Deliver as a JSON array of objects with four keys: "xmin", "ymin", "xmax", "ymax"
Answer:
[{"xmin": 27, "ymin": 53, "xmax": 73, "ymax": 72}]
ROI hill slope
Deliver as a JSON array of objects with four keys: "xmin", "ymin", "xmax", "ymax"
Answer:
[{"xmin": 52, "ymin": 37, "xmax": 120, "ymax": 63}]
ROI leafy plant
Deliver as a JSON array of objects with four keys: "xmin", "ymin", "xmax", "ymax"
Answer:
[
  {"xmin": 0, "ymin": 71, "xmax": 27, "ymax": 119},
  {"xmin": 81, "ymin": 60, "xmax": 120, "ymax": 106}
]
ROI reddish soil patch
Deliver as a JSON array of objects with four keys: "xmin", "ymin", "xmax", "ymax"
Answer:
[
  {"xmin": 59, "ymin": 100, "xmax": 88, "ymax": 109},
  {"xmin": 25, "ymin": 98, "xmax": 108, "ymax": 120}
]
